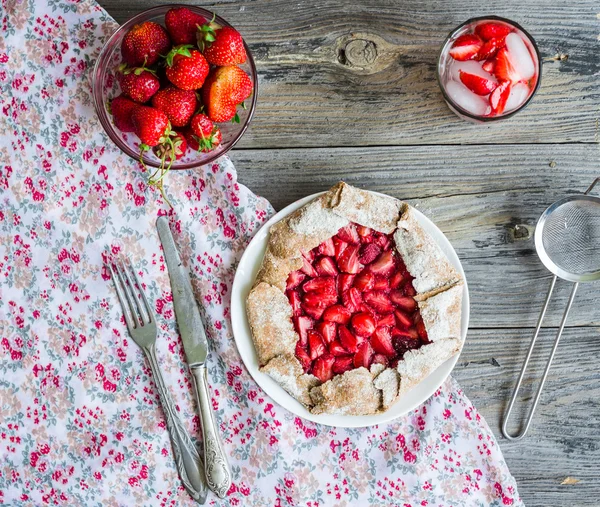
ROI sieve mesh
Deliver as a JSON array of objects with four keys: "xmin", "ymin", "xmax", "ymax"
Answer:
[{"xmin": 541, "ymin": 199, "xmax": 600, "ymax": 277}]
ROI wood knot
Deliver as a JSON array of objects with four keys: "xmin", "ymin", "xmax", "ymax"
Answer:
[
  {"xmin": 508, "ymin": 224, "xmax": 534, "ymax": 242},
  {"xmin": 335, "ymin": 32, "xmax": 401, "ymax": 74},
  {"xmin": 341, "ymin": 39, "xmax": 378, "ymax": 67}
]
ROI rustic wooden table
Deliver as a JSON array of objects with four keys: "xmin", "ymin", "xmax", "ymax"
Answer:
[{"xmin": 100, "ymin": 2, "xmax": 600, "ymax": 505}]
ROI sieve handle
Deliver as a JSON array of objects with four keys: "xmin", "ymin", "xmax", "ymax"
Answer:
[
  {"xmin": 501, "ymin": 278, "xmax": 579, "ymax": 440},
  {"xmin": 584, "ymin": 177, "xmax": 600, "ymax": 195}
]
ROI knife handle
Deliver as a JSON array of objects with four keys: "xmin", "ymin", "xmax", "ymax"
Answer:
[
  {"xmin": 190, "ymin": 364, "xmax": 232, "ymax": 498},
  {"xmin": 143, "ymin": 345, "xmax": 208, "ymax": 504}
]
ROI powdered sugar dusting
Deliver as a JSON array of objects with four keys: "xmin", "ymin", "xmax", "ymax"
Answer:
[
  {"xmin": 289, "ymin": 197, "xmax": 349, "ymax": 237},
  {"xmin": 397, "ymin": 339, "xmax": 461, "ymax": 381},
  {"xmin": 418, "ymin": 284, "xmax": 463, "ymax": 343}
]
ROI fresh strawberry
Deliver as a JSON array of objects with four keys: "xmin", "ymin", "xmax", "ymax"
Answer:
[
  {"xmin": 130, "ymin": 106, "xmax": 172, "ymax": 147},
  {"xmin": 303, "ymin": 250, "xmax": 315, "ymax": 263},
  {"xmin": 394, "ymin": 309, "xmax": 413, "ymax": 330},
  {"xmin": 152, "ymin": 131, "xmax": 187, "ymax": 163},
  {"xmin": 110, "ymin": 95, "xmax": 137, "ymax": 132},
  {"xmin": 351, "ymin": 312, "xmax": 376, "ymax": 337},
  {"xmin": 308, "ymin": 330, "xmax": 326, "ymax": 360},
  {"xmin": 359, "ymin": 243, "xmax": 382, "ymax": 265},
  {"xmin": 371, "ymin": 327, "xmax": 395, "ymax": 356},
  {"xmin": 295, "ymin": 342, "xmax": 312, "ymax": 372},
  {"xmin": 459, "ymin": 70, "xmax": 497, "ymax": 95},
  {"xmin": 303, "ymin": 277, "xmax": 336, "ymax": 294},
  {"xmin": 303, "ymin": 291, "xmax": 338, "ymax": 309},
  {"xmin": 314, "ymin": 256, "xmax": 338, "ymax": 277},
  {"xmin": 337, "ymin": 245, "xmax": 361, "ymax": 274},
  {"xmin": 373, "ymin": 275, "xmax": 390, "ymax": 292},
  {"xmin": 333, "ymin": 237, "xmax": 348, "ymax": 260},
  {"xmin": 286, "ymin": 270, "xmax": 306, "ymax": 291},
  {"xmin": 189, "ymin": 113, "xmax": 222, "ymax": 152},
  {"xmin": 414, "ymin": 313, "xmax": 429, "ymax": 341},
  {"xmin": 300, "ymin": 256, "xmax": 318, "ymax": 277},
  {"xmin": 376, "ymin": 313, "xmax": 396, "ymax": 328},
  {"xmin": 329, "ymin": 340, "xmax": 348, "ymax": 357},
  {"xmin": 389, "ymin": 291, "xmax": 417, "ymax": 312},
  {"xmin": 392, "ymin": 327, "xmax": 419, "ymax": 340},
  {"xmin": 151, "ymin": 86, "xmax": 197, "ymax": 127},
  {"xmin": 336, "ymin": 224, "xmax": 360, "ymax": 244},
  {"xmin": 322, "ymin": 305, "xmax": 351, "ymax": 324},
  {"xmin": 403, "ymin": 282, "xmax": 417, "ymax": 297},
  {"xmin": 165, "ymin": 7, "xmax": 206, "ymax": 46},
  {"xmin": 118, "ymin": 66, "xmax": 160, "ymax": 103},
  {"xmin": 356, "ymin": 225, "xmax": 372, "ymax": 238},
  {"xmin": 332, "ymin": 355, "xmax": 354, "ymax": 374},
  {"xmin": 373, "ymin": 232, "xmax": 392, "ymax": 251},
  {"xmin": 363, "ymin": 290, "xmax": 394, "ymax": 314},
  {"xmin": 302, "ymin": 304, "xmax": 325, "ymax": 320},
  {"xmin": 312, "ymin": 354, "xmax": 334, "ymax": 382},
  {"xmin": 201, "ymin": 65, "xmax": 253, "ymax": 123},
  {"xmin": 293, "ymin": 315, "xmax": 313, "ymax": 346},
  {"xmin": 121, "ymin": 21, "xmax": 171, "ymax": 66},
  {"xmin": 200, "ymin": 24, "xmax": 247, "ymax": 66},
  {"xmin": 489, "ymin": 80, "xmax": 511, "ymax": 114},
  {"xmin": 341, "ymin": 287, "xmax": 362, "ymax": 313},
  {"xmin": 338, "ymin": 273, "xmax": 355, "ymax": 294},
  {"xmin": 475, "ymin": 22, "xmax": 512, "ymax": 42},
  {"xmin": 494, "ymin": 48, "xmax": 521, "ymax": 84},
  {"xmin": 287, "ymin": 290, "xmax": 302, "ymax": 316},
  {"xmin": 369, "ymin": 250, "xmax": 395, "ymax": 275},
  {"xmin": 338, "ymin": 326, "xmax": 359, "ymax": 353},
  {"xmin": 481, "ymin": 58, "xmax": 496, "ymax": 73},
  {"xmin": 354, "ymin": 271, "xmax": 375, "ymax": 292},
  {"xmin": 353, "ymin": 341, "xmax": 373, "ymax": 369},
  {"xmin": 315, "ymin": 321, "xmax": 337, "ymax": 344},
  {"xmin": 372, "ymin": 354, "xmax": 389, "ymax": 367},
  {"xmin": 165, "ymin": 46, "xmax": 210, "ymax": 90},
  {"xmin": 390, "ymin": 270, "xmax": 404, "ymax": 289},
  {"xmin": 448, "ymin": 33, "xmax": 483, "ymax": 61},
  {"xmin": 318, "ymin": 238, "xmax": 336, "ymax": 256},
  {"xmin": 477, "ymin": 37, "xmax": 505, "ymax": 60}
]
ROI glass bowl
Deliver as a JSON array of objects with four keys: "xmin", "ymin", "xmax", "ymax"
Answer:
[
  {"xmin": 437, "ymin": 16, "xmax": 541, "ymax": 123},
  {"xmin": 92, "ymin": 4, "xmax": 257, "ymax": 170}
]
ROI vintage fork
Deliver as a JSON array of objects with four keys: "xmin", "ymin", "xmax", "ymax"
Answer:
[{"xmin": 109, "ymin": 260, "xmax": 208, "ymax": 504}]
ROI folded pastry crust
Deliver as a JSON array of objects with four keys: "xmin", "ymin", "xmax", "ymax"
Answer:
[{"xmin": 246, "ymin": 182, "xmax": 465, "ymax": 415}]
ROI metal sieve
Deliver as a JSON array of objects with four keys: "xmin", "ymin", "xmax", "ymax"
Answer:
[{"xmin": 502, "ymin": 177, "xmax": 600, "ymax": 440}]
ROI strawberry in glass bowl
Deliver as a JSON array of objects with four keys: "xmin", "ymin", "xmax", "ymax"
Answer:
[
  {"xmin": 92, "ymin": 5, "xmax": 257, "ymax": 183},
  {"xmin": 437, "ymin": 16, "xmax": 541, "ymax": 122}
]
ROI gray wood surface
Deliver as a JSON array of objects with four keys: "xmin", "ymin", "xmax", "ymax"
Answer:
[{"xmin": 99, "ymin": 1, "xmax": 600, "ymax": 505}]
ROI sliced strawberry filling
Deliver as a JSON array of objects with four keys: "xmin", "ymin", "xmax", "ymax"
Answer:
[{"xmin": 285, "ymin": 222, "xmax": 430, "ymax": 383}]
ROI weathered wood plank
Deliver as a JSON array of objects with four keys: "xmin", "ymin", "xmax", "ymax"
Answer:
[
  {"xmin": 227, "ymin": 144, "xmax": 600, "ymax": 329},
  {"xmin": 99, "ymin": 0, "xmax": 600, "ymax": 147},
  {"xmin": 456, "ymin": 326, "xmax": 600, "ymax": 507}
]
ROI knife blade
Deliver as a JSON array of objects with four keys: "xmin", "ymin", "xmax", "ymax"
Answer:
[
  {"xmin": 156, "ymin": 216, "xmax": 232, "ymax": 498},
  {"xmin": 156, "ymin": 216, "xmax": 208, "ymax": 367}
]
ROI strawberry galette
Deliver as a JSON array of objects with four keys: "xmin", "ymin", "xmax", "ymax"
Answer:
[{"xmin": 246, "ymin": 182, "xmax": 464, "ymax": 415}]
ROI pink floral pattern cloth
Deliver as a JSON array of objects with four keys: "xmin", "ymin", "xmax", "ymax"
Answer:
[{"xmin": 0, "ymin": 0, "xmax": 522, "ymax": 505}]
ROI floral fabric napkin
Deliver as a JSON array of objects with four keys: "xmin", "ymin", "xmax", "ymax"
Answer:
[{"xmin": 0, "ymin": 0, "xmax": 522, "ymax": 505}]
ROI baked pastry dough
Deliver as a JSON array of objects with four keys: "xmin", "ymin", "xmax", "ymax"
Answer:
[{"xmin": 246, "ymin": 182, "xmax": 464, "ymax": 415}]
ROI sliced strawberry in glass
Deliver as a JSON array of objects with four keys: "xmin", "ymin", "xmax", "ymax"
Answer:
[
  {"xmin": 459, "ymin": 70, "xmax": 497, "ymax": 96},
  {"xmin": 332, "ymin": 237, "xmax": 348, "ymax": 260},
  {"xmin": 369, "ymin": 250, "xmax": 395, "ymax": 275},
  {"xmin": 371, "ymin": 326, "xmax": 395, "ymax": 356},
  {"xmin": 336, "ymin": 224, "xmax": 360, "ymax": 244},
  {"xmin": 354, "ymin": 271, "xmax": 375, "ymax": 291},
  {"xmin": 337, "ymin": 244, "xmax": 361, "ymax": 274},
  {"xmin": 353, "ymin": 341, "xmax": 373, "ymax": 369},
  {"xmin": 481, "ymin": 58, "xmax": 495, "ymax": 73},
  {"xmin": 288, "ymin": 290, "xmax": 302, "ymax": 316},
  {"xmin": 372, "ymin": 354, "xmax": 389, "ymax": 367},
  {"xmin": 489, "ymin": 80, "xmax": 511, "ymax": 115},
  {"xmin": 475, "ymin": 22, "xmax": 512, "ymax": 41},
  {"xmin": 329, "ymin": 340, "xmax": 349, "ymax": 357},
  {"xmin": 300, "ymin": 255, "xmax": 318, "ymax": 277},
  {"xmin": 494, "ymin": 48, "xmax": 522, "ymax": 85},
  {"xmin": 376, "ymin": 313, "xmax": 396, "ymax": 328},
  {"xmin": 312, "ymin": 354, "xmax": 335, "ymax": 382},
  {"xmin": 389, "ymin": 291, "xmax": 417, "ymax": 312},
  {"xmin": 332, "ymin": 355, "xmax": 354, "ymax": 374},
  {"xmin": 293, "ymin": 315, "xmax": 313, "ymax": 346},
  {"xmin": 308, "ymin": 330, "xmax": 326, "ymax": 360},
  {"xmin": 363, "ymin": 290, "xmax": 394, "ymax": 314},
  {"xmin": 339, "ymin": 325, "xmax": 362, "ymax": 353},
  {"xmin": 317, "ymin": 237, "xmax": 336, "ymax": 256},
  {"xmin": 286, "ymin": 270, "xmax": 306, "ymax": 291},
  {"xmin": 358, "ymin": 243, "xmax": 381, "ymax": 265},
  {"xmin": 302, "ymin": 303, "xmax": 325, "ymax": 320},
  {"xmin": 315, "ymin": 320, "xmax": 336, "ymax": 344},
  {"xmin": 449, "ymin": 33, "xmax": 483, "ymax": 61},
  {"xmin": 314, "ymin": 256, "xmax": 338, "ymax": 277},
  {"xmin": 389, "ymin": 270, "xmax": 404, "ymax": 289},
  {"xmin": 338, "ymin": 273, "xmax": 355, "ymax": 294},
  {"xmin": 476, "ymin": 36, "xmax": 506, "ymax": 60},
  {"xmin": 351, "ymin": 312, "xmax": 376, "ymax": 337},
  {"xmin": 394, "ymin": 309, "xmax": 413, "ymax": 330},
  {"xmin": 322, "ymin": 304, "xmax": 351, "ymax": 324},
  {"xmin": 295, "ymin": 342, "xmax": 312, "ymax": 372}
]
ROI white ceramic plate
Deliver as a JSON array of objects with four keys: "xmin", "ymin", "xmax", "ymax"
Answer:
[{"xmin": 231, "ymin": 191, "xmax": 470, "ymax": 428}]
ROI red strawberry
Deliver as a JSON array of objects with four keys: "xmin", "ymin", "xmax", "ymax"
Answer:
[
  {"xmin": 329, "ymin": 340, "xmax": 348, "ymax": 357},
  {"xmin": 287, "ymin": 290, "xmax": 302, "ymax": 316},
  {"xmin": 303, "ymin": 291, "xmax": 338, "ymax": 308},
  {"xmin": 130, "ymin": 106, "xmax": 172, "ymax": 147},
  {"xmin": 371, "ymin": 327, "xmax": 395, "ymax": 356},
  {"xmin": 341, "ymin": 287, "xmax": 362, "ymax": 313},
  {"xmin": 389, "ymin": 291, "xmax": 417, "ymax": 312},
  {"xmin": 357, "ymin": 225, "xmax": 372, "ymax": 238},
  {"xmin": 363, "ymin": 291, "xmax": 394, "ymax": 314},
  {"xmin": 415, "ymin": 314, "xmax": 429, "ymax": 341},
  {"xmin": 295, "ymin": 343, "xmax": 312, "ymax": 372},
  {"xmin": 332, "ymin": 355, "xmax": 354, "ymax": 374},
  {"xmin": 494, "ymin": 48, "xmax": 521, "ymax": 84},
  {"xmin": 338, "ymin": 273, "xmax": 355, "ymax": 294},
  {"xmin": 377, "ymin": 313, "xmax": 396, "ymax": 327},
  {"xmin": 293, "ymin": 315, "xmax": 313, "ymax": 346},
  {"xmin": 369, "ymin": 250, "xmax": 395, "ymax": 275},
  {"xmin": 372, "ymin": 354, "xmax": 389, "ymax": 367},
  {"xmin": 110, "ymin": 95, "xmax": 137, "ymax": 132},
  {"xmin": 189, "ymin": 113, "xmax": 222, "ymax": 152},
  {"xmin": 390, "ymin": 270, "xmax": 404, "ymax": 289},
  {"xmin": 354, "ymin": 271, "xmax": 375, "ymax": 292},
  {"xmin": 475, "ymin": 22, "xmax": 512, "ymax": 42},
  {"xmin": 318, "ymin": 238, "xmax": 336, "ymax": 256},
  {"xmin": 373, "ymin": 276, "xmax": 390, "ymax": 292},
  {"xmin": 333, "ymin": 237, "xmax": 348, "ymax": 260},
  {"xmin": 392, "ymin": 327, "xmax": 419, "ymax": 340},
  {"xmin": 353, "ymin": 341, "xmax": 373, "ymax": 369},
  {"xmin": 303, "ymin": 277, "xmax": 336, "ymax": 294},
  {"xmin": 314, "ymin": 256, "xmax": 338, "ymax": 277},
  {"xmin": 489, "ymin": 80, "xmax": 511, "ymax": 114},
  {"xmin": 359, "ymin": 243, "xmax": 382, "ymax": 265},
  {"xmin": 303, "ymin": 250, "xmax": 315, "ymax": 262},
  {"xmin": 449, "ymin": 33, "xmax": 483, "ymax": 61},
  {"xmin": 308, "ymin": 330, "xmax": 326, "ymax": 360},
  {"xmin": 394, "ymin": 309, "xmax": 413, "ymax": 330},
  {"xmin": 286, "ymin": 270, "xmax": 306, "ymax": 291},
  {"xmin": 118, "ymin": 67, "xmax": 160, "ymax": 103},
  {"xmin": 201, "ymin": 65, "xmax": 253, "ymax": 123},
  {"xmin": 152, "ymin": 131, "xmax": 188, "ymax": 163},
  {"xmin": 339, "ymin": 326, "xmax": 360, "ymax": 353},
  {"xmin": 312, "ymin": 354, "xmax": 334, "ymax": 382},
  {"xmin": 477, "ymin": 37, "xmax": 505, "ymax": 60},
  {"xmin": 151, "ymin": 86, "xmax": 197, "ymax": 127},
  {"xmin": 481, "ymin": 58, "xmax": 496, "ymax": 73},
  {"xmin": 351, "ymin": 312, "xmax": 376, "ymax": 337},
  {"xmin": 459, "ymin": 70, "xmax": 497, "ymax": 95},
  {"xmin": 336, "ymin": 224, "xmax": 360, "ymax": 244},
  {"xmin": 403, "ymin": 282, "xmax": 417, "ymax": 297},
  {"xmin": 200, "ymin": 25, "xmax": 247, "ymax": 66},
  {"xmin": 302, "ymin": 304, "xmax": 325, "ymax": 320},
  {"xmin": 322, "ymin": 305, "xmax": 351, "ymax": 324},
  {"xmin": 165, "ymin": 7, "xmax": 206, "ymax": 46},
  {"xmin": 300, "ymin": 256, "xmax": 318, "ymax": 277},
  {"xmin": 165, "ymin": 46, "xmax": 210, "ymax": 90},
  {"xmin": 373, "ymin": 232, "xmax": 392, "ymax": 251},
  {"xmin": 315, "ymin": 321, "xmax": 337, "ymax": 344},
  {"xmin": 121, "ymin": 21, "xmax": 171, "ymax": 66},
  {"xmin": 337, "ymin": 245, "xmax": 361, "ymax": 274}
]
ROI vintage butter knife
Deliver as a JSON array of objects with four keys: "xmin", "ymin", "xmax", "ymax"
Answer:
[{"xmin": 156, "ymin": 216, "xmax": 232, "ymax": 499}]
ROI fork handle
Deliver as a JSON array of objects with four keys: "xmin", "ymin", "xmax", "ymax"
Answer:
[
  {"xmin": 190, "ymin": 364, "xmax": 231, "ymax": 498},
  {"xmin": 143, "ymin": 345, "xmax": 208, "ymax": 504}
]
